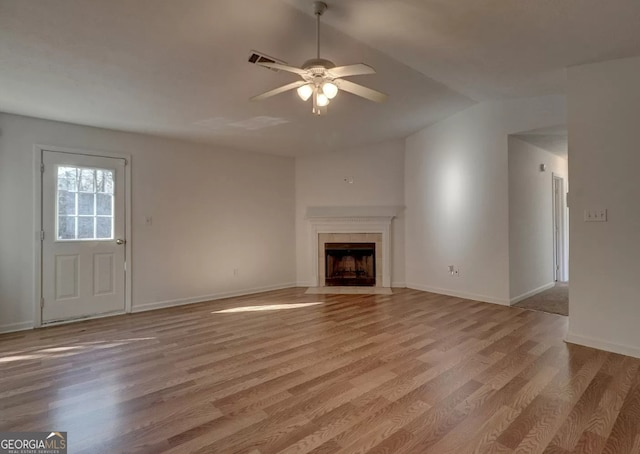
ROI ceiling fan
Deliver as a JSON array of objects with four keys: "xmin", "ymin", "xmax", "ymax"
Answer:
[{"xmin": 250, "ymin": 1, "xmax": 387, "ymax": 115}]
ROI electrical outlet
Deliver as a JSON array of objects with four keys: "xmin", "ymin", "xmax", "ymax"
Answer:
[
  {"xmin": 448, "ymin": 265, "xmax": 455, "ymax": 276},
  {"xmin": 584, "ymin": 209, "xmax": 607, "ymax": 222}
]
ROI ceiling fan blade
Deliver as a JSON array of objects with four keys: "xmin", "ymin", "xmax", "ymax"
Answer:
[
  {"xmin": 256, "ymin": 62, "xmax": 308, "ymax": 76},
  {"xmin": 335, "ymin": 79, "xmax": 388, "ymax": 103},
  {"xmin": 250, "ymin": 81, "xmax": 306, "ymax": 101},
  {"xmin": 327, "ymin": 63, "xmax": 376, "ymax": 78}
]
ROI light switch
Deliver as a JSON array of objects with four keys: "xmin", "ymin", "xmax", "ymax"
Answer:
[{"xmin": 584, "ymin": 209, "xmax": 607, "ymax": 222}]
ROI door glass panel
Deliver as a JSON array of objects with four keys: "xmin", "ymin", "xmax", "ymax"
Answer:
[
  {"xmin": 58, "ymin": 216, "xmax": 76, "ymax": 239},
  {"xmin": 77, "ymin": 217, "xmax": 95, "ymax": 239},
  {"xmin": 57, "ymin": 167, "xmax": 78, "ymax": 191},
  {"xmin": 58, "ymin": 191, "xmax": 76, "ymax": 215},
  {"xmin": 96, "ymin": 170, "xmax": 114, "ymax": 193},
  {"xmin": 96, "ymin": 193, "xmax": 112, "ymax": 215},
  {"xmin": 78, "ymin": 169, "xmax": 95, "ymax": 192},
  {"xmin": 78, "ymin": 193, "xmax": 95, "ymax": 215},
  {"xmin": 96, "ymin": 217, "xmax": 113, "ymax": 239},
  {"xmin": 56, "ymin": 166, "xmax": 114, "ymax": 241}
]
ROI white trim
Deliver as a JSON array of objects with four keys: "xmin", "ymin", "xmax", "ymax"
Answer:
[
  {"xmin": 306, "ymin": 206, "xmax": 403, "ymax": 218},
  {"xmin": 33, "ymin": 144, "xmax": 133, "ymax": 328},
  {"xmin": 406, "ymin": 283, "xmax": 510, "ymax": 306},
  {"xmin": 131, "ymin": 282, "xmax": 297, "ymax": 313},
  {"xmin": 40, "ymin": 310, "xmax": 126, "ymax": 328},
  {"xmin": 509, "ymin": 281, "xmax": 556, "ymax": 305},
  {"xmin": 0, "ymin": 321, "xmax": 33, "ymax": 334},
  {"xmin": 391, "ymin": 281, "xmax": 407, "ymax": 288},
  {"xmin": 566, "ymin": 332, "xmax": 640, "ymax": 359},
  {"xmin": 296, "ymin": 281, "xmax": 313, "ymax": 287},
  {"xmin": 552, "ymin": 173, "xmax": 567, "ymax": 282},
  {"xmin": 33, "ymin": 148, "xmax": 43, "ymax": 328}
]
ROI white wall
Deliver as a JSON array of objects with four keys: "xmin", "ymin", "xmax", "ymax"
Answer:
[
  {"xmin": 508, "ymin": 137, "xmax": 568, "ymax": 302},
  {"xmin": 294, "ymin": 140, "xmax": 405, "ymax": 286},
  {"xmin": 405, "ymin": 95, "xmax": 566, "ymax": 305},
  {"xmin": 0, "ymin": 113, "xmax": 295, "ymax": 332},
  {"xmin": 567, "ymin": 56, "xmax": 640, "ymax": 358}
]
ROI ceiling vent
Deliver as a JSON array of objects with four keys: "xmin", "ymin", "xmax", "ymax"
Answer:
[{"xmin": 248, "ymin": 51, "xmax": 286, "ymax": 72}]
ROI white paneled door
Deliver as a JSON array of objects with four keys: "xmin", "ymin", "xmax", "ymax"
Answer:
[{"xmin": 41, "ymin": 151, "xmax": 126, "ymax": 323}]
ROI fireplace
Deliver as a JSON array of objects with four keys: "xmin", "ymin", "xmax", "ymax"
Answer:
[
  {"xmin": 306, "ymin": 206, "xmax": 399, "ymax": 288},
  {"xmin": 325, "ymin": 243, "xmax": 376, "ymax": 286}
]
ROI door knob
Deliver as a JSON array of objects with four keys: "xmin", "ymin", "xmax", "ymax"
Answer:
[{"xmin": 116, "ymin": 239, "xmax": 126, "ymax": 245}]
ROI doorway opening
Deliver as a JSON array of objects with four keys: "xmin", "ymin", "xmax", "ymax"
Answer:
[{"xmin": 507, "ymin": 127, "xmax": 569, "ymax": 316}]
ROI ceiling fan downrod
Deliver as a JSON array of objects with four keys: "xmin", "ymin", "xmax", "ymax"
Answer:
[{"xmin": 314, "ymin": 1, "xmax": 327, "ymax": 60}]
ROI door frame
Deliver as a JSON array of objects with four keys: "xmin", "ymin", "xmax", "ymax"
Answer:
[
  {"xmin": 33, "ymin": 144, "xmax": 132, "ymax": 328},
  {"xmin": 552, "ymin": 173, "xmax": 566, "ymax": 282}
]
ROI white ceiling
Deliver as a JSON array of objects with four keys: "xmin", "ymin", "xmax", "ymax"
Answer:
[{"xmin": 1, "ymin": 0, "xmax": 639, "ymax": 156}]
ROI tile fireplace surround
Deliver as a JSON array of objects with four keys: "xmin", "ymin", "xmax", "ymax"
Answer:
[{"xmin": 306, "ymin": 206, "xmax": 401, "ymax": 288}]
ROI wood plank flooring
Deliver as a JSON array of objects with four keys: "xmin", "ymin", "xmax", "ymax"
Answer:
[{"xmin": 1, "ymin": 287, "xmax": 640, "ymax": 453}]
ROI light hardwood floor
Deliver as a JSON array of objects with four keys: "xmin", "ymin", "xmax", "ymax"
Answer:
[{"xmin": 1, "ymin": 288, "xmax": 639, "ymax": 453}]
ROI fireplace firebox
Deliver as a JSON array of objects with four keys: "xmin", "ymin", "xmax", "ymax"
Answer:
[{"xmin": 324, "ymin": 243, "xmax": 375, "ymax": 287}]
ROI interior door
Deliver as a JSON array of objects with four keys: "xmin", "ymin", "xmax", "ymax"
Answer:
[{"xmin": 41, "ymin": 151, "xmax": 126, "ymax": 323}]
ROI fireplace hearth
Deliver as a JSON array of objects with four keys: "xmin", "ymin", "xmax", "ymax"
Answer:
[{"xmin": 325, "ymin": 243, "xmax": 376, "ymax": 287}]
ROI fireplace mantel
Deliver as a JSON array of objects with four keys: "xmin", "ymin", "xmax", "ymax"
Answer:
[
  {"xmin": 306, "ymin": 206, "xmax": 401, "ymax": 288},
  {"xmin": 306, "ymin": 206, "xmax": 401, "ymax": 219}
]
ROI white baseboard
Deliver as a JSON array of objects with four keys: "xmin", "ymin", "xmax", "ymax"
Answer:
[
  {"xmin": 509, "ymin": 281, "xmax": 556, "ymax": 305},
  {"xmin": 296, "ymin": 281, "xmax": 313, "ymax": 287},
  {"xmin": 391, "ymin": 281, "xmax": 406, "ymax": 288},
  {"xmin": 0, "ymin": 321, "xmax": 33, "ymax": 334},
  {"xmin": 566, "ymin": 332, "xmax": 640, "ymax": 359},
  {"xmin": 131, "ymin": 282, "xmax": 298, "ymax": 313},
  {"xmin": 405, "ymin": 283, "xmax": 509, "ymax": 306}
]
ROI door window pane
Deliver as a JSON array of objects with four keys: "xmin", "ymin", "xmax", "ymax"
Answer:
[
  {"xmin": 58, "ymin": 217, "xmax": 76, "ymax": 239},
  {"xmin": 96, "ymin": 217, "xmax": 112, "ymax": 239},
  {"xmin": 96, "ymin": 170, "xmax": 114, "ymax": 193},
  {"xmin": 57, "ymin": 167, "xmax": 78, "ymax": 191},
  {"xmin": 96, "ymin": 193, "xmax": 112, "ymax": 216},
  {"xmin": 78, "ymin": 217, "xmax": 95, "ymax": 239},
  {"xmin": 58, "ymin": 191, "xmax": 76, "ymax": 215},
  {"xmin": 56, "ymin": 166, "xmax": 115, "ymax": 240},
  {"xmin": 78, "ymin": 193, "xmax": 95, "ymax": 215},
  {"xmin": 79, "ymin": 169, "xmax": 95, "ymax": 192}
]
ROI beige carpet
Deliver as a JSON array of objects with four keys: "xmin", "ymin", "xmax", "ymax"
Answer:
[
  {"xmin": 513, "ymin": 283, "xmax": 568, "ymax": 316},
  {"xmin": 305, "ymin": 286, "xmax": 393, "ymax": 295}
]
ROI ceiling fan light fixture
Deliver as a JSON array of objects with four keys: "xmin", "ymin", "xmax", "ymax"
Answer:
[
  {"xmin": 322, "ymin": 81, "xmax": 338, "ymax": 99},
  {"xmin": 316, "ymin": 91, "xmax": 330, "ymax": 107},
  {"xmin": 297, "ymin": 84, "xmax": 313, "ymax": 101},
  {"xmin": 249, "ymin": 1, "xmax": 387, "ymax": 113}
]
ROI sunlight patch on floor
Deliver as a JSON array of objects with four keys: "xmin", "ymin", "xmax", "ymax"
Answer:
[
  {"xmin": 212, "ymin": 302, "xmax": 324, "ymax": 314},
  {"xmin": 0, "ymin": 337, "xmax": 157, "ymax": 363}
]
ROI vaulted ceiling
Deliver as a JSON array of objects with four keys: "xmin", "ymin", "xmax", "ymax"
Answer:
[{"xmin": 1, "ymin": 0, "xmax": 639, "ymax": 156}]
